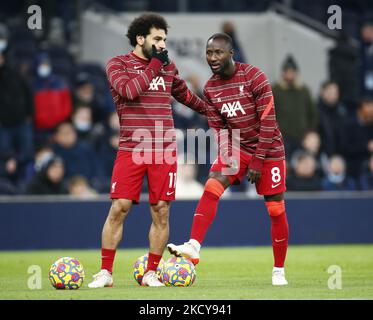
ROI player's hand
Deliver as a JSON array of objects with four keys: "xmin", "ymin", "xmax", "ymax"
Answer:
[
  {"xmin": 152, "ymin": 45, "xmax": 169, "ymax": 66},
  {"xmin": 247, "ymin": 168, "xmax": 261, "ymax": 184}
]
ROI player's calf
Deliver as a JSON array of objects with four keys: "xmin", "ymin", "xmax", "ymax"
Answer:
[
  {"xmin": 265, "ymin": 199, "xmax": 289, "ymax": 285},
  {"xmin": 189, "ymin": 178, "xmax": 226, "ymax": 244}
]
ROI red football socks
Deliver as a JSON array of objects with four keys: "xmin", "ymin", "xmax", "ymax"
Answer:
[
  {"xmin": 145, "ymin": 252, "xmax": 163, "ymax": 272},
  {"xmin": 269, "ymin": 211, "xmax": 289, "ymax": 268},
  {"xmin": 101, "ymin": 248, "xmax": 116, "ymax": 274},
  {"xmin": 190, "ymin": 190, "xmax": 220, "ymax": 244}
]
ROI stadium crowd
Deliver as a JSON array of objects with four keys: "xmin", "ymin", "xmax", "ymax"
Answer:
[{"xmin": 0, "ymin": 1, "xmax": 373, "ymax": 197}]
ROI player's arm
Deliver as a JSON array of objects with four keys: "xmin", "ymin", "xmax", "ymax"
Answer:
[
  {"xmin": 247, "ymin": 68, "xmax": 277, "ymax": 183},
  {"xmin": 106, "ymin": 51, "xmax": 166, "ymax": 101},
  {"xmin": 171, "ymin": 70, "xmax": 207, "ymax": 115}
]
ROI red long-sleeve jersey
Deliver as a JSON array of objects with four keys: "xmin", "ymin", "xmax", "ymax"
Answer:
[
  {"xmin": 106, "ymin": 52, "xmax": 206, "ymax": 152},
  {"xmin": 204, "ymin": 62, "xmax": 285, "ymax": 171}
]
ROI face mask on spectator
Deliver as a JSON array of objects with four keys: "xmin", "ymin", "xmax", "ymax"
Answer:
[
  {"xmin": 327, "ymin": 172, "xmax": 345, "ymax": 184},
  {"xmin": 0, "ymin": 40, "xmax": 7, "ymax": 52},
  {"xmin": 74, "ymin": 120, "xmax": 92, "ymax": 132},
  {"xmin": 38, "ymin": 64, "xmax": 51, "ymax": 78}
]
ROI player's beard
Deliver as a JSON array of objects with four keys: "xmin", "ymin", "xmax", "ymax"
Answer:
[
  {"xmin": 218, "ymin": 58, "xmax": 232, "ymax": 76},
  {"xmin": 142, "ymin": 41, "xmax": 153, "ymax": 60},
  {"xmin": 213, "ymin": 57, "xmax": 235, "ymax": 78}
]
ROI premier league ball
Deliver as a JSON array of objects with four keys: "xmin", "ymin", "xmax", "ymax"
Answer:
[
  {"xmin": 161, "ymin": 256, "xmax": 196, "ymax": 287},
  {"xmin": 49, "ymin": 257, "xmax": 85, "ymax": 289},
  {"xmin": 133, "ymin": 254, "xmax": 164, "ymax": 285}
]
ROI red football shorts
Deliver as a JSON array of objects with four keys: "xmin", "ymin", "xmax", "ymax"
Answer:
[
  {"xmin": 110, "ymin": 151, "xmax": 177, "ymax": 204},
  {"xmin": 210, "ymin": 152, "xmax": 286, "ymax": 196}
]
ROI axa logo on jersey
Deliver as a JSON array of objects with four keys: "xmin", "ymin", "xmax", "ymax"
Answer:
[
  {"xmin": 221, "ymin": 101, "xmax": 246, "ymax": 117},
  {"xmin": 148, "ymin": 76, "xmax": 166, "ymax": 91}
]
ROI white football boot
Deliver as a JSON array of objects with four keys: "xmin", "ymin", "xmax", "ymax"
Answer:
[
  {"xmin": 167, "ymin": 240, "xmax": 200, "ymax": 265},
  {"xmin": 88, "ymin": 269, "xmax": 113, "ymax": 288},
  {"xmin": 272, "ymin": 267, "xmax": 288, "ymax": 286},
  {"xmin": 141, "ymin": 270, "xmax": 165, "ymax": 287}
]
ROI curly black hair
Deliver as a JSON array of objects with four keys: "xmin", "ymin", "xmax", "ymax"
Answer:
[{"xmin": 126, "ymin": 13, "xmax": 169, "ymax": 47}]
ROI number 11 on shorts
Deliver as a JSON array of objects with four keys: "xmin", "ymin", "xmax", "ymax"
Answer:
[{"xmin": 169, "ymin": 172, "xmax": 177, "ymax": 188}]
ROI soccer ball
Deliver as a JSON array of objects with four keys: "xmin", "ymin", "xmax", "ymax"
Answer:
[
  {"xmin": 49, "ymin": 257, "xmax": 85, "ymax": 289},
  {"xmin": 133, "ymin": 254, "xmax": 164, "ymax": 285},
  {"xmin": 161, "ymin": 256, "xmax": 196, "ymax": 287}
]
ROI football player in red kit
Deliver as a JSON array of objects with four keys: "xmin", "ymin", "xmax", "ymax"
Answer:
[
  {"xmin": 88, "ymin": 13, "xmax": 206, "ymax": 288},
  {"xmin": 168, "ymin": 33, "xmax": 289, "ymax": 285}
]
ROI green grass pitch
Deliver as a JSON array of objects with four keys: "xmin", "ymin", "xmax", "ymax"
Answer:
[{"xmin": 1, "ymin": 244, "xmax": 372, "ymax": 300}]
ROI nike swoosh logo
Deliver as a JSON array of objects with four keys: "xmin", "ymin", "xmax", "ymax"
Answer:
[
  {"xmin": 275, "ymin": 238, "xmax": 286, "ymax": 243},
  {"xmin": 214, "ymin": 92, "xmax": 223, "ymax": 97},
  {"xmin": 194, "ymin": 214, "xmax": 204, "ymax": 217},
  {"xmin": 166, "ymin": 191, "xmax": 175, "ymax": 196},
  {"xmin": 134, "ymin": 65, "xmax": 142, "ymax": 69},
  {"xmin": 271, "ymin": 183, "xmax": 281, "ymax": 188}
]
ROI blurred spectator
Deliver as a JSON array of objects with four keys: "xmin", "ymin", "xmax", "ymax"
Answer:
[
  {"xmin": 32, "ymin": 52, "xmax": 73, "ymax": 147},
  {"xmin": 321, "ymin": 155, "xmax": 357, "ymax": 191},
  {"xmin": 96, "ymin": 128, "xmax": 119, "ymax": 191},
  {"xmin": 286, "ymin": 151, "xmax": 321, "ymax": 191},
  {"xmin": 221, "ymin": 21, "xmax": 246, "ymax": 63},
  {"xmin": 25, "ymin": 156, "xmax": 68, "ymax": 195},
  {"xmin": 2, "ymin": 20, "xmax": 38, "ymax": 80},
  {"xmin": 68, "ymin": 175, "xmax": 98, "ymax": 199},
  {"xmin": 0, "ymin": 152, "xmax": 18, "ymax": 194},
  {"xmin": 329, "ymin": 32, "xmax": 360, "ymax": 107},
  {"xmin": 301, "ymin": 130, "xmax": 322, "ymax": 158},
  {"xmin": 51, "ymin": 122, "xmax": 104, "ymax": 191},
  {"xmin": 318, "ymin": 81, "xmax": 347, "ymax": 156},
  {"xmin": 92, "ymin": 111, "xmax": 120, "ymax": 137},
  {"xmin": 23, "ymin": 146, "xmax": 55, "ymax": 183},
  {"xmin": 73, "ymin": 72, "xmax": 113, "ymax": 123},
  {"xmin": 107, "ymin": 111, "xmax": 120, "ymax": 132},
  {"xmin": 292, "ymin": 130, "xmax": 327, "ymax": 177},
  {"xmin": 339, "ymin": 97, "xmax": 373, "ymax": 177},
  {"xmin": 176, "ymin": 155, "xmax": 204, "ymax": 199},
  {"xmin": 0, "ymin": 35, "xmax": 34, "ymax": 179},
  {"xmin": 272, "ymin": 55, "xmax": 318, "ymax": 157},
  {"xmin": 71, "ymin": 105, "xmax": 94, "ymax": 145},
  {"xmin": 360, "ymin": 21, "xmax": 373, "ymax": 98},
  {"xmin": 0, "ymin": 23, "xmax": 8, "ymax": 54},
  {"xmin": 89, "ymin": 111, "xmax": 120, "ymax": 151},
  {"xmin": 359, "ymin": 153, "xmax": 373, "ymax": 190}
]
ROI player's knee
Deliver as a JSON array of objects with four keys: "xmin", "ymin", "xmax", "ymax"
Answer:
[
  {"xmin": 151, "ymin": 201, "xmax": 170, "ymax": 225},
  {"xmin": 109, "ymin": 199, "xmax": 131, "ymax": 223},
  {"xmin": 152, "ymin": 200, "xmax": 170, "ymax": 213},
  {"xmin": 265, "ymin": 200, "xmax": 285, "ymax": 217},
  {"xmin": 204, "ymin": 178, "xmax": 225, "ymax": 198},
  {"xmin": 113, "ymin": 198, "xmax": 132, "ymax": 213}
]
